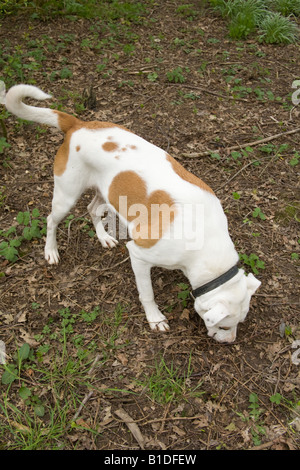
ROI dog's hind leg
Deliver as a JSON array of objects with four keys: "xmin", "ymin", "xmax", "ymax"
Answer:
[
  {"xmin": 88, "ymin": 191, "xmax": 118, "ymax": 249},
  {"xmin": 45, "ymin": 178, "xmax": 82, "ymax": 264}
]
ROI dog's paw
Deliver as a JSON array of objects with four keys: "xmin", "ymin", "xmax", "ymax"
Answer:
[
  {"xmin": 150, "ymin": 320, "xmax": 170, "ymax": 332},
  {"xmin": 98, "ymin": 233, "xmax": 119, "ymax": 249},
  {"xmin": 148, "ymin": 317, "xmax": 170, "ymax": 332},
  {"xmin": 45, "ymin": 247, "xmax": 60, "ymax": 265}
]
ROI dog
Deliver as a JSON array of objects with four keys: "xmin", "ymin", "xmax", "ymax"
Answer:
[{"xmin": 1, "ymin": 83, "xmax": 261, "ymax": 343}]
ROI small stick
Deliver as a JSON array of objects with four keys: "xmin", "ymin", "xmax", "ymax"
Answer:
[
  {"xmin": 115, "ymin": 408, "xmax": 145, "ymax": 449},
  {"xmin": 183, "ymin": 127, "xmax": 300, "ymax": 158}
]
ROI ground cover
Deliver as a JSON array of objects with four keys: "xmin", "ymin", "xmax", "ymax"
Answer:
[{"xmin": 0, "ymin": 0, "xmax": 299, "ymax": 450}]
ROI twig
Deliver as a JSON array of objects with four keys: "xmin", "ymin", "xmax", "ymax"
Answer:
[
  {"xmin": 71, "ymin": 391, "xmax": 94, "ymax": 423},
  {"xmin": 249, "ymin": 438, "xmax": 284, "ymax": 451},
  {"xmin": 167, "ymin": 83, "xmax": 248, "ymax": 102},
  {"xmin": 115, "ymin": 408, "xmax": 145, "ymax": 449},
  {"xmin": 183, "ymin": 127, "xmax": 300, "ymax": 158},
  {"xmin": 69, "ymin": 353, "xmax": 101, "ymax": 424}
]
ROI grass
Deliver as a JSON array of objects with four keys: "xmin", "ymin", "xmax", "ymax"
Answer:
[
  {"xmin": 209, "ymin": 0, "xmax": 300, "ymax": 43},
  {"xmin": 136, "ymin": 355, "xmax": 204, "ymax": 405},
  {"xmin": 0, "ymin": 303, "xmax": 129, "ymax": 449},
  {"xmin": 0, "ymin": 0, "xmax": 148, "ymax": 22},
  {"xmin": 259, "ymin": 11, "xmax": 299, "ymax": 43}
]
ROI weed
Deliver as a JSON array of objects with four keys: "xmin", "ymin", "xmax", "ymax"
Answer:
[
  {"xmin": 252, "ymin": 207, "xmax": 267, "ymax": 220},
  {"xmin": 289, "ymin": 152, "xmax": 300, "ymax": 166},
  {"xmin": 166, "ymin": 67, "xmax": 188, "ymax": 84},
  {"xmin": 228, "ymin": 1, "xmax": 266, "ymax": 39},
  {"xmin": 0, "ymin": 333, "xmax": 104, "ymax": 449},
  {"xmin": 209, "ymin": 0, "xmax": 300, "ymax": 43},
  {"xmin": 0, "ymin": 208, "xmax": 46, "ymax": 263},
  {"xmin": 239, "ymin": 252, "xmax": 265, "ymax": 274},
  {"xmin": 176, "ymin": 4, "xmax": 199, "ymax": 20},
  {"xmin": 136, "ymin": 355, "xmax": 204, "ymax": 405},
  {"xmin": 235, "ymin": 392, "xmax": 266, "ymax": 446},
  {"xmin": 259, "ymin": 11, "xmax": 299, "ymax": 43},
  {"xmin": 147, "ymin": 72, "xmax": 159, "ymax": 82},
  {"xmin": 177, "ymin": 283, "xmax": 190, "ymax": 307},
  {"xmin": 272, "ymin": 0, "xmax": 300, "ymax": 16},
  {"xmin": 0, "ymin": 136, "xmax": 10, "ymax": 153},
  {"xmin": 248, "ymin": 393, "xmax": 266, "ymax": 445},
  {"xmin": 270, "ymin": 391, "xmax": 300, "ymax": 410},
  {"xmin": 0, "ymin": 0, "xmax": 148, "ymax": 23}
]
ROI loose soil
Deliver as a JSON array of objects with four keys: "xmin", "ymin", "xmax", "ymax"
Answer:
[{"xmin": 0, "ymin": 1, "xmax": 299, "ymax": 450}]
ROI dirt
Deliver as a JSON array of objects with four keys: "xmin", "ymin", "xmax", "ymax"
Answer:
[{"xmin": 0, "ymin": 1, "xmax": 299, "ymax": 450}]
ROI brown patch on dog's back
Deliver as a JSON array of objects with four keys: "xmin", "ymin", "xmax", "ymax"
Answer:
[
  {"xmin": 52, "ymin": 111, "xmax": 132, "ymax": 176},
  {"xmin": 166, "ymin": 153, "xmax": 215, "ymax": 195},
  {"xmin": 102, "ymin": 141, "xmax": 119, "ymax": 152},
  {"xmin": 108, "ymin": 171, "xmax": 176, "ymax": 248}
]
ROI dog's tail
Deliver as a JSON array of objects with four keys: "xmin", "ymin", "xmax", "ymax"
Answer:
[{"xmin": 0, "ymin": 82, "xmax": 77, "ymax": 133}]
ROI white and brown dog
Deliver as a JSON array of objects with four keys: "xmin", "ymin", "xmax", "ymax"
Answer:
[{"xmin": 1, "ymin": 84, "xmax": 261, "ymax": 343}]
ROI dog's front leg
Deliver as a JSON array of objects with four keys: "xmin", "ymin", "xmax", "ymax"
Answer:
[{"xmin": 127, "ymin": 241, "xmax": 169, "ymax": 332}]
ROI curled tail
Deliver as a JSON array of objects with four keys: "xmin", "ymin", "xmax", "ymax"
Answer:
[{"xmin": 0, "ymin": 82, "xmax": 78, "ymax": 133}]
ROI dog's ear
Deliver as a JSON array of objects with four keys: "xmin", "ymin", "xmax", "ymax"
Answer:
[
  {"xmin": 203, "ymin": 303, "xmax": 229, "ymax": 328},
  {"xmin": 246, "ymin": 273, "xmax": 261, "ymax": 296}
]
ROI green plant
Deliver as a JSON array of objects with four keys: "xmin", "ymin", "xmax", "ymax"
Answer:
[
  {"xmin": 259, "ymin": 11, "xmax": 299, "ymax": 43},
  {"xmin": 235, "ymin": 392, "xmax": 266, "ymax": 446},
  {"xmin": 210, "ymin": 0, "xmax": 267, "ymax": 38},
  {"xmin": 289, "ymin": 152, "xmax": 300, "ymax": 166},
  {"xmin": 252, "ymin": 207, "xmax": 267, "ymax": 220},
  {"xmin": 147, "ymin": 72, "xmax": 158, "ymax": 82},
  {"xmin": 1, "ymin": 343, "xmax": 33, "ymax": 385},
  {"xmin": 0, "ymin": 0, "xmax": 148, "ymax": 22},
  {"xmin": 248, "ymin": 393, "xmax": 266, "ymax": 445},
  {"xmin": 272, "ymin": 0, "xmax": 300, "ymax": 16},
  {"xmin": 0, "ymin": 136, "xmax": 10, "ymax": 153},
  {"xmin": 209, "ymin": 0, "xmax": 300, "ymax": 43},
  {"xmin": 136, "ymin": 355, "xmax": 203, "ymax": 404},
  {"xmin": 177, "ymin": 283, "xmax": 190, "ymax": 307},
  {"xmin": 239, "ymin": 253, "xmax": 265, "ymax": 274},
  {"xmin": 166, "ymin": 67, "xmax": 188, "ymax": 84},
  {"xmin": 0, "ymin": 208, "xmax": 46, "ymax": 262},
  {"xmin": 176, "ymin": 3, "xmax": 198, "ymax": 20}
]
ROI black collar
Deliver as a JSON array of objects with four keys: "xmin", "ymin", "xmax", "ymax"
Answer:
[{"xmin": 190, "ymin": 265, "xmax": 239, "ymax": 300}]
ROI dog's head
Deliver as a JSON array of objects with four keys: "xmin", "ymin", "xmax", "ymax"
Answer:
[{"xmin": 194, "ymin": 270, "xmax": 261, "ymax": 343}]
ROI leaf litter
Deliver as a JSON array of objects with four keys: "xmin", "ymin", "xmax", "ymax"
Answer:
[{"xmin": 0, "ymin": 1, "xmax": 299, "ymax": 450}]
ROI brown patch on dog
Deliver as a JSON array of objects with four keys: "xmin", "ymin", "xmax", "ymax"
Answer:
[
  {"xmin": 54, "ymin": 111, "xmax": 79, "ymax": 134},
  {"xmin": 130, "ymin": 145, "xmax": 137, "ymax": 150},
  {"xmin": 52, "ymin": 111, "xmax": 131, "ymax": 176},
  {"xmin": 54, "ymin": 134, "xmax": 72, "ymax": 176},
  {"xmin": 166, "ymin": 153, "xmax": 215, "ymax": 195},
  {"xmin": 108, "ymin": 171, "xmax": 176, "ymax": 248},
  {"xmin": 102, "ymin": 141, "xmax": 119, "ymax": 152},
  {"xmin": 76, "ymin": 145, "xmax": 80, "ymax": 152}
]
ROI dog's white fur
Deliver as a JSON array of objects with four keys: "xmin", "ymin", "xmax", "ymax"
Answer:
[{"xmin": 1, "ymin": 84, "xmax": 261, "ymax": 343}]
